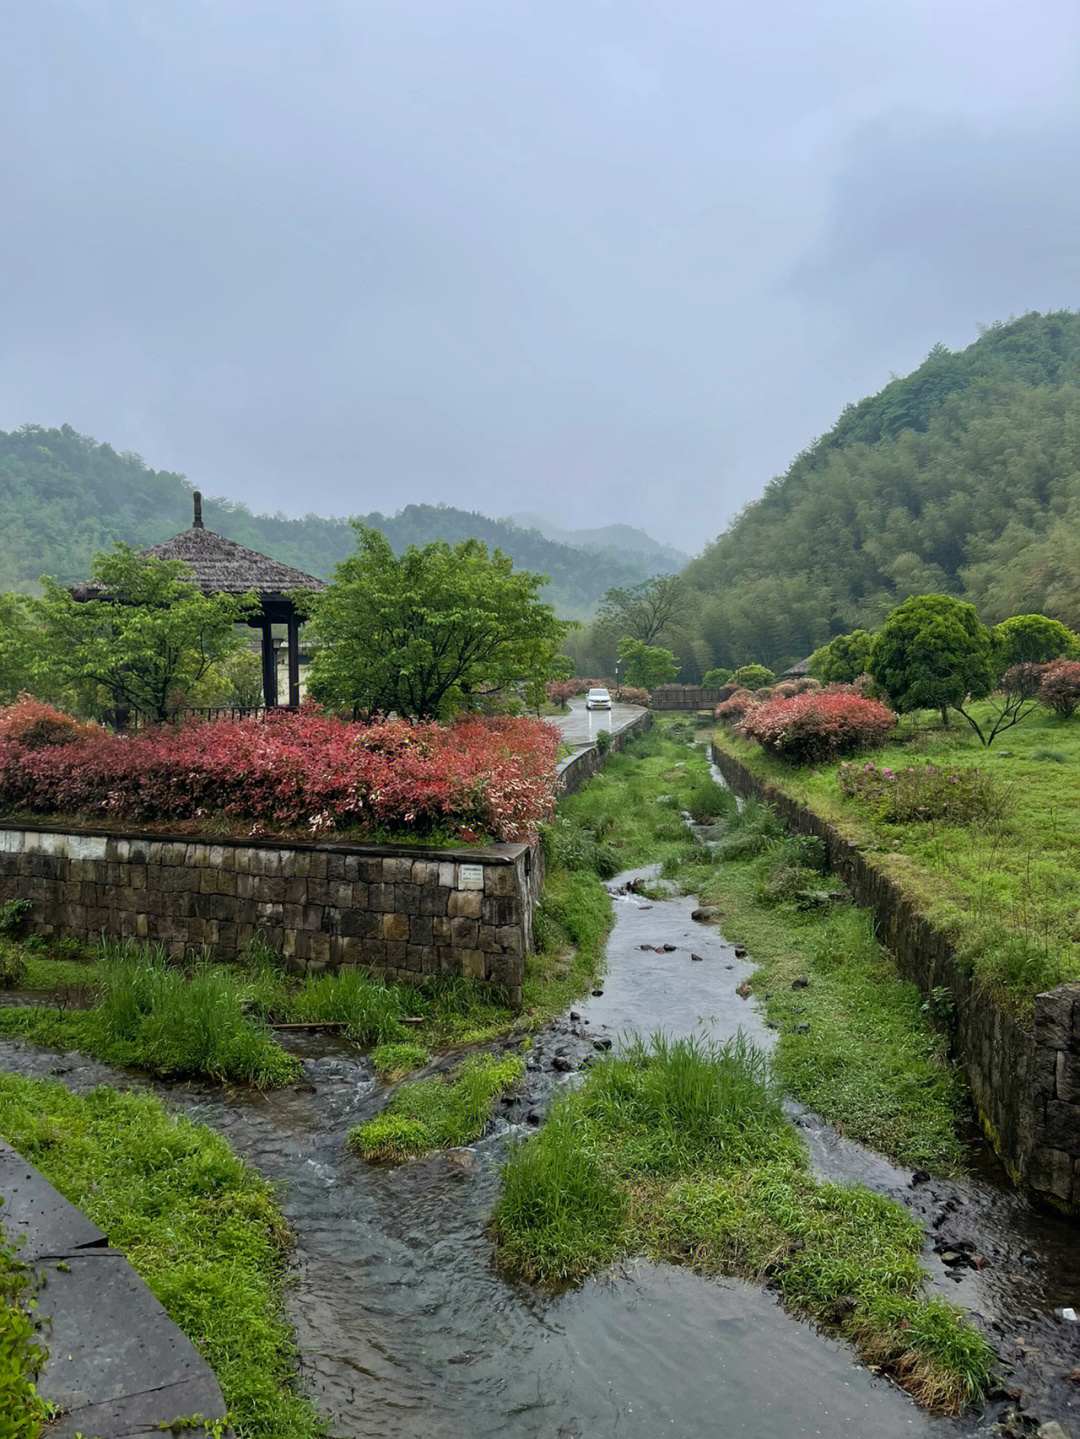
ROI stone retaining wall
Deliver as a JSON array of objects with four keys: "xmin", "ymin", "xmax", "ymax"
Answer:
[
  {"xmin": 556, "ymin": 708, "xmax": 653, "ymax": 794},
  {"xmin": 0, "ymin": 826, "xmax": 539, "ymax": 1004},
  {"xmin": 711, "ymin": 743, "xmax": 1080, "ymax": 1214}
]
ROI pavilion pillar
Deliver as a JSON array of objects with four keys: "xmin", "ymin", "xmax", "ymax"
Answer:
[
  {"xmin": 287, "ymin": 613, "xmax": 300, "ymax": 709},
  {"xmin": 261, "ymin": 614, "xmax": 278, "ymax": 708}
]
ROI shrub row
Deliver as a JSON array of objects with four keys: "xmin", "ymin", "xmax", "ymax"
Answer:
[
  {"xmin": 545, "ymin": 679, "xmax": 650, "ymax": 708},
  {"xmin": 717, "ymin": 687, "xmax": 897, "ymax": 764},
  {"xmin": 0, "ymin": 697, "xmax": 558, "ymax": 841}
]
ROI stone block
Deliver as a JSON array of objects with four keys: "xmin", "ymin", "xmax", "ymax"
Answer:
[
  {"xmin": 341, "ymin": 908, "xmax": 381, "ymax": 940},
  {"xmin": 477, "ymin": 925, "xmax": 499, "ymax": 954},
  {"xmin": 451, "ymin": 916, "xmax": 478, "ymax": 948},
  {"xmin": 1037, "ymin": 1099, "xmax": 1080, "ymax": 1153},
  {"xmin": 484, "ymin": 866, "xmax": 517, "ymax": 897},
  {"xmin": 385, "ymin": 940, "xmax": 407, "ymax": 968},
  {"xmin": 309, "ymin": 931, "xmax": 331, "ymax": 964},
  {"xmin": 449, "ymin": 890, "xmax": 482, "ymax": 919},
  {"xmin": 495, "ymin": 925, "xmax": 523, "ymax": 955},
  {"xmin": 357, "ymin": 857, "xmax": 384, "ymax": 884},
  {"xmin": 405, "ymin": 944, "xmax": 426, "ymax": 973},
  {"xmin": 1034, "ymin": 994, "xmax": 1072, "ymax": 1051},
  {"xmin": 383, "ymin": 857, "xmax": 413, "ymax": 884},
  {"xmin": 409, "ymin": 915, "xmax": 433, "ymax": 946},
  {"xmin": 419, "ymin": 887, "xmax": 448, "ymax": 917},
  {"xmin": 301, "ymin": 904, "xmax": 325, "ymax": 931},
  {"xmin": 438, "ymin": 862, "xmax": 457, "ymax": 889},
  {"xmin": 369, "ymin": 883, "xmax": 396, "ymax": 913},
  {"xmin": 309, "ymin": 853, "xmax": 328, "ymax": 882},
  {"xmin": 327, "ymin": 854, "xmax": 346, "ymax": 882},
  {"xmin": 1055, "ymin": 1051, "xmax": 1080, "ymax": 1105},
  {"xmin": 329, "ymin": 881, "xmax": 352, "ymax": 911},
  {"xmin": 383, "ymin": 912, "xmax": 410, "ymax": 943},
  {"xmin": 411, "ymin": 860, "xmax": 438, "ymax": 886},
  {"xmin": 432, "ymin": 916, "xmax": 451, "ymax": 943},
  {"xmin": 461, "ymin": 948, "xmax": 486, "ymax": 980}
]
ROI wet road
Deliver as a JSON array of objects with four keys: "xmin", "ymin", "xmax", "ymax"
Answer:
[{"xmin": 549, "ymin": 698, "xmax": 646, "ymax": 752}]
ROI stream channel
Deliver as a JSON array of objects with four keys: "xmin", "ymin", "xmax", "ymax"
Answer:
[{"xmin": 5, "ymin": 789, "xmax": 1080, "ymax": 1437}]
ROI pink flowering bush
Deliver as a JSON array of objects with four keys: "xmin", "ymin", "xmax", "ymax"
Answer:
[
  {"xmin": 714, "ymin": 689, "xmax": 761, "ymax": 727},
  {"xmin": 0, "ymin": 704, "xmax": 559, "ymax": 842},
  {"xmin": 1038, "ymin": 659, "xmax": 1080, "ymax": 718},
  {"xmin": 741, "ymin": 692, "xmax": 897, "ymax": 764},
  {"xmin": 837, "ymin": 760, "xmax": 999, "ymax": 824}
]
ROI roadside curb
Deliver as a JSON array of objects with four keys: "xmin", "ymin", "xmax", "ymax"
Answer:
[{"xmin": 0, "ymin": 1138, "xmax": 228, "ymax": 1438}]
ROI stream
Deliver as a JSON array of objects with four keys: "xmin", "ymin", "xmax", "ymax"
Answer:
[{"xmin": 4, "ymin": 857, "xmax": 1080, "ymax": 1435}]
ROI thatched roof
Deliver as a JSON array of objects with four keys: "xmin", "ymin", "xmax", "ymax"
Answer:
[
  {"xmin": 780, "ymin": 655, "xmax": 812, "ymax": 678},
  {"xmin": 73, "ymin": 492, "xmax": 326, "ymax": 603}
]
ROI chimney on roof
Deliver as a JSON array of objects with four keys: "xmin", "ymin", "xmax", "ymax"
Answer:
[{"xmin": 193, "ymin": 491, "xmax": 204, "ymax": 529}]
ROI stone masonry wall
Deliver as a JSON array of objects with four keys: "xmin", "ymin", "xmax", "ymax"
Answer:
[
  {"xmin": 711, "ymin": 744, "xmax": 1080, "ymax": 1213},
  {"xmin": 0, "ymin": 826, "xmax": 539, "ymax": 1005}
]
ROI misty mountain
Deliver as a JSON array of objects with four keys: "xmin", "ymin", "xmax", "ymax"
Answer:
[
  {"xmin": 680, "ymin": 310, "xmax": 1080, "ymax": 671},
  {"xmin": 0, "ymin": 425, "xmax": 666, "ymax": 617},
  {"xmin": 507, "ymin": 513, "xmax": 690, "ymax": 571}
]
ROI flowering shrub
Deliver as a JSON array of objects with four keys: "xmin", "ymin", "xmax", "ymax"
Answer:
[
  {"xmin": 1038, "ymin": 659, "xmax": 1080, "ymax": 717},
  {"xmin": 715, "ymin": 689, "xmax": 760, "ymax": 727},
  {"xmin": 0, "ymin": 695, "xmax": 95, "ymax": 750},
  {"xmin": 0, "ymin": 706, "xmax": 559, "ymax": 842},
  {"xmin": 741, "ymin": 692, "xmax": 897, "ymax": 763},
  {"xmin": 614, "ymin": 685, "xmax": 650, "ymax": 706},
  {"xmin": 772, "ymin": 678, "xmax": 821, "ymax": 700},
  {"xmin": 837, "ymin": 760, "xmax": 999, "ymax": 824}
]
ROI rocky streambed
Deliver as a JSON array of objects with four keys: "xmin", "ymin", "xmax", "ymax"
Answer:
[{"xmin": 2, "ymin": 867, "xmax": 1078, "ymax": 1437}]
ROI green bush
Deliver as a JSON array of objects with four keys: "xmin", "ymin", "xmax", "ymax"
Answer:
[
  {"xmin": 349, "ymin": 1052, "xmax": 524, "ymax": 1160},
  {"xmin": 732, "ymin": 664, "xmax": 776, "ymax": 691}
]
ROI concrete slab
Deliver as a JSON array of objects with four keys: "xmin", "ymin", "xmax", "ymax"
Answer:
[
  {"xmin": 0, "ymin": 1139, "xmax": 228, "ymax": 1436},
  {"xmin": 0, "ymin": 1138, "xmax": 106, "ymax": 1260}
]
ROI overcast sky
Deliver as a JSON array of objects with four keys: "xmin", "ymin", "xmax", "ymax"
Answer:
[{"xmin": 3, "ymin": 1, "xmax": 1079, "ymax": 552}]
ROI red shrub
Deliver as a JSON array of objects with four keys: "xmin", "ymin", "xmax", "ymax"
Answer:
[
  {"xmin": 715, "ymin": 689, "xmax": 760, "ymax": 727},
  {"xmin": 1038, "ymin": 659, "xmax": 1080, "ymax": 717},
  {"xmin": 613, "ymin": 686, "xmax": 650, "ymax": 706},
  {"xmin": 741, "ymin": 692, "xmax": 897, "ymax": 764},
  {"xmin": 0, "ymin": 695, "xmax": 95, "ymax": 750},
  {"xmin": 0, "ymin": 706, "xmax": 559, "ymax": 842}
]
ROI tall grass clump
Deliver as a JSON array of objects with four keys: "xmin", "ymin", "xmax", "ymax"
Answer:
[
  {"xmin": 492, "ymin": 1029, "xmax": 993, "ymax": 1413},
  {"xmin": 85, "ymin": 944, "xmax": 299, "ymax": 1086},
  {"xmin": 350, "ymin": 1051, "xmax": 524, "ymax": 1160},
  {"xmin": 287, "ymin": 969, "xmax": 424, "ymax": 1043}
]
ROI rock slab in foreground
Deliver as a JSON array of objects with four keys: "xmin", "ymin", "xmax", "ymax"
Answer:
[{"xmin": 0, "ymin": 1138, "xmax": 227, "ymax": 1438}]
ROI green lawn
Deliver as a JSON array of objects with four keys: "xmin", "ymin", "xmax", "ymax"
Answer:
[{"xmin": 712, "ymin": 702, "xmax": 1080, "ymax": 1011}]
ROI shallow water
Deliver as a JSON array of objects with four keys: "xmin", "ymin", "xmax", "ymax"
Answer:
[{"xmin": 3, "ymin": 861, "xmax": 1078, "ymax": 1435}]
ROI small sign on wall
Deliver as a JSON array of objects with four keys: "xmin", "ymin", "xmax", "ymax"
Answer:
[{"xmin": 459, "ymin": 863, "xmax": 484, "ymax": 890}]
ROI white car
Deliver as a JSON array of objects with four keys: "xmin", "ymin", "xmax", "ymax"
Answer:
[{"xmin": 585, "ymin": 687, "xmax": 612, "ymax": 711}]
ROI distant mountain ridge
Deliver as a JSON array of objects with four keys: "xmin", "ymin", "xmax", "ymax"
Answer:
[
  {"xmin": 0, "ymin": 425, "xmax": 673, "ymax": 617},
  {"xmin": 507, "ymin": 512, "xmax": 690, "ymax": 571}
]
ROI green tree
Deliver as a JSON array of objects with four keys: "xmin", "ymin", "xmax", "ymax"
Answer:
[
  {"xmin": 617, "ymin": 637, "xmax": 680, "ymax": 689},
  {"xmin": 31, "ymin": 545, "xmax": 254, "ymax": 723},
  {"xmin": 992, "ymin": 614, "xmax": 1078, "ymax": 670},
  {"xmin": 808, "ymin": 629, "xmax": 874, "ymax": 684},
  {"xmin": 306, "ymin": 526, "xmax": 571, "ymax": 719},
  {"xmin": 702, "ymin": 667, "xmax": 732, "ymax": 688},
  {"xmin": 0, "ymin": 594, "xmax": 34, "ymax": 703},
  {"xmin": 599, "ymin": 574, "xmax": 689, "ymax": 643},
  {"xmin": 869, "ymin": 594, "xmax": 995, "ymax": 731},
  {"xmin": 732, "ymin": 664, "xmax": 776, "ymax": 691}
]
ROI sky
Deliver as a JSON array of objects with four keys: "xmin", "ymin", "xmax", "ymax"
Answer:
[{"xmin": 2, "ymin": 1, "xmax": 1079, "ymax": 553}]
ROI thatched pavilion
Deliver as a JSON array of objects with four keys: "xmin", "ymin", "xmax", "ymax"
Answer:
[{"xmin": 74, "ymin": 492, "xmax": 326, "ymax": 708}]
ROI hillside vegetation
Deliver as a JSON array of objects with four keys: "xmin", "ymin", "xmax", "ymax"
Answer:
[
  {"xmin": 0, "ymin": 425, "xmax": 672, "ymax": 616},
  {"xmin": 684, "ymin": 311, "xmax": 1080, "ymax": 671}
]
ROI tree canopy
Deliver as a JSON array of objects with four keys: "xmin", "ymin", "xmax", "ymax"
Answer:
[
  {"xmin": 868, "ymin": 594, "xmax": 995, "ymax": 728},
  {"xmin": 31, "ymin": 545, "xmax": 253, "ymax": 722},
  {"xmin": 305, "ymin": 526, "xmax": 570, "ymax": 719},
  {"xmin": 617, "ymin": 638, "xmax": 680, "ymax": 690}
]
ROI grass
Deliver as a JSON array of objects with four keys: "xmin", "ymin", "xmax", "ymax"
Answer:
[
  {"xmin": 0, "ymin": 1076, "xmax": 325, "ymax": 1439},
  {"xmin": 369, "ymin": 1041, "xmax": 431, "ymax": 1079},
  {"xmin": 712, "ymin": 702, "xmax": 1080, "ymax": 1012},
  {"xmin": 492, "ymin": 1033, "xmax": 993, "ymax": 1414},
  {"xmin": 0, "ymin": 1201, "xmax": 50, "ymax": 1439},
  {"xmin": 349, "ymin": 1051, "xmax": 524, "ymax": 1160}
]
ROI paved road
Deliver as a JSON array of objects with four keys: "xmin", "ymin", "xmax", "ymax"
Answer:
[{"xmin": 549, "ymin": 699, "xmax": 646, "ymax": 751}]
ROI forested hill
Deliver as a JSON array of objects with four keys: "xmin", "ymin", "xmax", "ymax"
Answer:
[
  {"xmin": 683, "ymin": 311, "xmax": 1080, "ymax": 672},
  {"xmin": 0, "ymin": 425, "xmax": 666, "ymax": 617}
]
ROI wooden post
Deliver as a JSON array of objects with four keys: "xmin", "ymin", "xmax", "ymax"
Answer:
[
  {"xmin": 261, "ymin": 614, "xmax": 278, "ymax": 707},
  {"xmin": 287, "ymin": 613, "xmax": 300, "ymax": 709}
]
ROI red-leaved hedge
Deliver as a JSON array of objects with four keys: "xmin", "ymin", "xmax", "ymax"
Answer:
[
  {"xmin": 0, "ymin": 699, "xmax": 559, "ymax": 842},
  {"xmin": 714, "ymin": 689, "xmax": 760, "ymax": 726},
  {"xmin": 741, "ymin": 691, "xmax": 898, "ymax": 764},
  {"xmin": 1038, "ymin": 659, "xmax": 1080, "ymax": 717}
]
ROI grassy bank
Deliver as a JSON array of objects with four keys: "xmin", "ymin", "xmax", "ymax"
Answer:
[
  {"xmin": 349, "ymin": 1051, "xmax": 524, "ymax": 1160},
  {"xmin": 712, "ymin": 704, "xmax": 1080, "ymax": 1011},
  {"xmin": 0, "ymin": 1204, "xmax": 50, "ymax": 1439},
  {"xmin": 0, "ymin": 1077, "xmax": 324, "ymax": 1439},
  {"xmin": 492, "ymin": 1033, "xmax": 992, "ymax": 1413}
]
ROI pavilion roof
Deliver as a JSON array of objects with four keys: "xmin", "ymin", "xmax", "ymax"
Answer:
[{"xmin": 72, "ymin": 492, "xmax": 326, "ymax": 602}]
